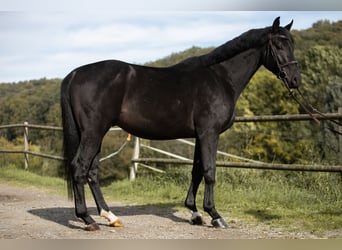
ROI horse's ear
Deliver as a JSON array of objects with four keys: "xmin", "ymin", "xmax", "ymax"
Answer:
[
  {"xmin": 272, "ymin": 17, "xmax": 280, "ymax": 33},
  {"xmin": 285, "ymin": 20, "xmax": 293, "ymax": 31}
]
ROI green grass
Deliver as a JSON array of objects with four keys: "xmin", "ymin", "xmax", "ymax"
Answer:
[
  {"xmin": 0, "ymin": 165, "xmax": 67, "ymax": 196},
  {"xmin": 1, "ymin": 165, "xmax": 342, "ymax": 237}
]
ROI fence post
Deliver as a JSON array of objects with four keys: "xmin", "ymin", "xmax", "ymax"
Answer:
[
  {"xmin": 338, "ymin": 107, "xmax": 342, "ymax": 190},
  {"xmin": 24, "ymin": 121, "xmax": 29, "ymax": 170},
  {"xmin": 130, "ymin": 137, "xmax": 140, "ymax": 181},
  {"xmin": 339, "ymin": 108, "xmax": 342, "ymax": 164}
]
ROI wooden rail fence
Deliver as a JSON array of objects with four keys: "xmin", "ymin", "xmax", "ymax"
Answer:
[{"xmin": 0, "ymin": 111, "xmax": 341, "ymax": 180}]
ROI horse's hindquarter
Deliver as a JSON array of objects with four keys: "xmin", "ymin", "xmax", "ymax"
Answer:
[{"xmin": 68, "ymin": 61, "xmax": 128, "ymax": 132}]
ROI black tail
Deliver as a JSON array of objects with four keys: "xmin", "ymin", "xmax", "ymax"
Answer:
[{"xmin": 60, "ymin": 71, "xmax": 79, "ymax": 200}]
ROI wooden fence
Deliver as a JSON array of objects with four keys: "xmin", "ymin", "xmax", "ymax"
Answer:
[{"xmin": 0, "ymin": 111, "xmax": 342, "ymax": 180}]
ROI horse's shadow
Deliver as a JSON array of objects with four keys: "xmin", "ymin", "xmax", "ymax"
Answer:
[{"xmin": 28, "ymin": 203, "xmax": 188, "ymax": 229}]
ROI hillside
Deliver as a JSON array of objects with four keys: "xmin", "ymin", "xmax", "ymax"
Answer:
[{"xmin": 292, "ymin": 20, "xmax": 342, "ymax": 51}]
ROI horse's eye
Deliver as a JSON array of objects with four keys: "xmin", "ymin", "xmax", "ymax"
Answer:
[{"xmin": 275, "ymin": 41, "xmax": 283, "ymax": 50}]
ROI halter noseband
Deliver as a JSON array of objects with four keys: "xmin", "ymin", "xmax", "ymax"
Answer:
[{"xmin": 268, "ymin": 34, "xmax": 298, "ymax": 90}]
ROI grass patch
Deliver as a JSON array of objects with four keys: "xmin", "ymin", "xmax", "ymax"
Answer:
[
  {"xmin": 215, "ymin": 168, "xmax": 342, "ymax": 236},
  {"xmin": 0, "ymin": 165, "xmax": 67, "ymax": 196},
  {"xmin": 1, "ymin": 165, "xmax": 342, "ymax": 237}
]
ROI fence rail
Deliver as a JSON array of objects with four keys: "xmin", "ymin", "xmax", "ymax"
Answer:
[
  {"xmin": 0, "ymin": 123, "xmax": 63, "ymax": 131},
  {"xmin": 0, "ymin": 110, "xmax": 341, "ymax": 179},
  {"xmin": 133, "ymin": 158, "xmax": 342, "ymax": 172},
  {"xmin": 130, "ymin": 110, "xmax": 342, "ymax": 179},
  {"xmin": 0, "ymin": 125, "xmax": 123, "ymax": 165},
  {"xmin": 0, "ymin": 149, "xmax": 65, "ymax": 161},
  {"xmin": 234, "ymin": 112, "xmax": 342, "ymax": 122}
]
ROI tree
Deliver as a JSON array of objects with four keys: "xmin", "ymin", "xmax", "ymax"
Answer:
[{"xmin": 298, "ymin": 46, "xmax": 342, "ymax": 162}]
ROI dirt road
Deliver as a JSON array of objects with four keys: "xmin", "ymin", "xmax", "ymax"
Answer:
[{"xmin": 0, "ymin": 183, "xmax": 320, "ymax": 239}]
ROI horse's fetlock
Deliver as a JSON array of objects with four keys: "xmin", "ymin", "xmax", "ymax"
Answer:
[
  {"xmin": 100, "ymin": 209, "xmax": 120, "ymax": 225},
  {"xmin": 184, "ymin": 199, "xmax": 196, "ymax": 211},
  {"xmin": 75, "ymin": 209, "xmax": 88, "ymax": 219},
  {"xmin": 204, "ymin": 205, "xmax": 214, "ymax": 214}
]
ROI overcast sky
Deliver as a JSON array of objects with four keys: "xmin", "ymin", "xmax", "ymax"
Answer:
[{"xmin": 1, "ymin": 9, "xmax": 341, "ymax": 82}]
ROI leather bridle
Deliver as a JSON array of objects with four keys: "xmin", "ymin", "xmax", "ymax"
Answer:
[
  {"xmin": 268, "ymin": 33, "xmax": 298, "ymax": 91},
  {"xmin": 267, "ymin": 33, "xmax": 342, "ymax": 134}
]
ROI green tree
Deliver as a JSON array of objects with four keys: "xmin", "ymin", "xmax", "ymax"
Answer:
[
  {"xmin": 298, "ymin": 46, "xmax": 342, "ymax": 162},
  {"xmin": 300, "ymin": 45, "xmax": 342, "ymax": 112}
]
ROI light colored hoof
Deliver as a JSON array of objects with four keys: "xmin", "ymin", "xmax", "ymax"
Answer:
[{"xmin": 109, "ymin": 219, "xmax": 123, "ymax": 227}]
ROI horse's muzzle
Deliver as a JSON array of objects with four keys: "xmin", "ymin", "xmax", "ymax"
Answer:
[{"xmin": 289, "ymin": 72, "xmax": 301, "ymax": 89}]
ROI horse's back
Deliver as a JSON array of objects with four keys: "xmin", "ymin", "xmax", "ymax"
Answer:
[{"xmin": 61, "ymin": 58, "xmax": 231, "ymax": 140}]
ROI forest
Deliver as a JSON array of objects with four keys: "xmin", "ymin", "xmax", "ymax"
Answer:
[{"xmin": 0, "ymin": 19, "xmax": 341, "ymax": 182}]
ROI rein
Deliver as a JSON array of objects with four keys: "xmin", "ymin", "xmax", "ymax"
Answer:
[
  {"xmin": 288, "ymin": 88, "xmax": 342, "ymax": 136},
  {"xmin": 268, "ymin": 34, "xmax": 342, "ymax": 136},
  {"xmin": 282, "ymin": 76, "xmax": 342, "ymax": 136}
]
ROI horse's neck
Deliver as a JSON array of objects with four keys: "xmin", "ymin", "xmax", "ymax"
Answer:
[
  {"xmin": 174, "ymin": 28, "xmax": 269, "ymax": 71},
  {"xmin": 219, "ymin": 48, "xmax": 262, "ymax": 102},
  {"xmin": 201, "ymin": 28, "xmax": 269, "ymax": 66}
]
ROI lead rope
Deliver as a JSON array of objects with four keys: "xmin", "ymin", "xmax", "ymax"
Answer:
[
  {"xmin": 296, "ymin": 88, "xmax": 342, "ymax": 127},
  {"xmin": 287, "ymin": 88, "xmax": 321, "ymax": 124},
  {"xmin": 285, "ymin": 86, "xmax": 342, "ymax": 136}
]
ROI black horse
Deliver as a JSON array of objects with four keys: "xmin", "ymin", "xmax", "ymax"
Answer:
[{"xmin": 61, "ymin": 17, "xmax": 301, "ymax": 231}]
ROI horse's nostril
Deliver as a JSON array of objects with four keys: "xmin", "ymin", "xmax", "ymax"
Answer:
[
  {"xmin": 294, "ymin": 74, "xmax": 302, "ymax": 85},
  {"xmin": 291, "ymin": 75, "xmax": 301, "ymax": 88},
  {"xmin": 293, "ymin": 76, "xmax": 297, "ymax": 84}
]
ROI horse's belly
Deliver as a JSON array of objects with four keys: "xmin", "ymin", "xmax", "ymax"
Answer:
[{"xmin": 117, "ymin": 109, "xmax": 195, "ymax": 140}]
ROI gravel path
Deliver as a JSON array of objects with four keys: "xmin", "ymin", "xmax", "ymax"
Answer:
[{"xmin": 0, "ymin": 183, "xmax": 320, "ymax": 239}]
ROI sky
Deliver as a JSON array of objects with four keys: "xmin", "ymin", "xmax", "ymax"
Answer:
[{"xmin": 1, "ymin": 4, "xmax": 342, "ymax": 82}]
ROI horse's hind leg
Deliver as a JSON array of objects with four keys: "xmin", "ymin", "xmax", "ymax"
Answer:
[
  {"xmin": 87, "ymin": 154, "xmax": 123, "ymax": 227},
  {"xmin": 71, "ymin": 132, "xmax": 104, "ymax": 231},
  {"xmin": 72, "ymin": 182, "xmax": 99, "ymax": 231}
]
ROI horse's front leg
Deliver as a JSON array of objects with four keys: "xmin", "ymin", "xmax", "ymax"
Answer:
[
  {"xmin": 199, "ymin": 132, "xmax": 229, "ymax": 229},
  {"xmin": 87, "ymin": 154, "xmax": 123, "ymax": 227},
  {"xmin": 185, "ymin": 138, "xmax": 204, "ymax": 225}
]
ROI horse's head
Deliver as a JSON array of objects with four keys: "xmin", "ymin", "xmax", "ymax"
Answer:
[{"xmin": 263, "ymin": 17, "xmax": 301, "ymax": 89}]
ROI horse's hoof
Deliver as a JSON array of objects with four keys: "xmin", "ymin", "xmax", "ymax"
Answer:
[
  {"xmin": 211, "ymin": 218, "xmax": 229, "ymax": 229},
  {"xmin": 190, "ymin": 211, "xmax": 204, "ymax": 225},
  {"xmin": 190, "ymin": 215, "xmax": 204, "ymax": 225},
  {"xmin": 109, "ymin": 219, "xmax": 123, "ymax": 227},
  {"xmin": 85, "ymin": 222, "xmax": 100, "ymax": 231}
]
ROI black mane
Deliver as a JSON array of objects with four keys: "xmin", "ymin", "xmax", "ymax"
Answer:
[{"xmin": 172, "ymin": 27, "xmax": 272, "ymax": 71}]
